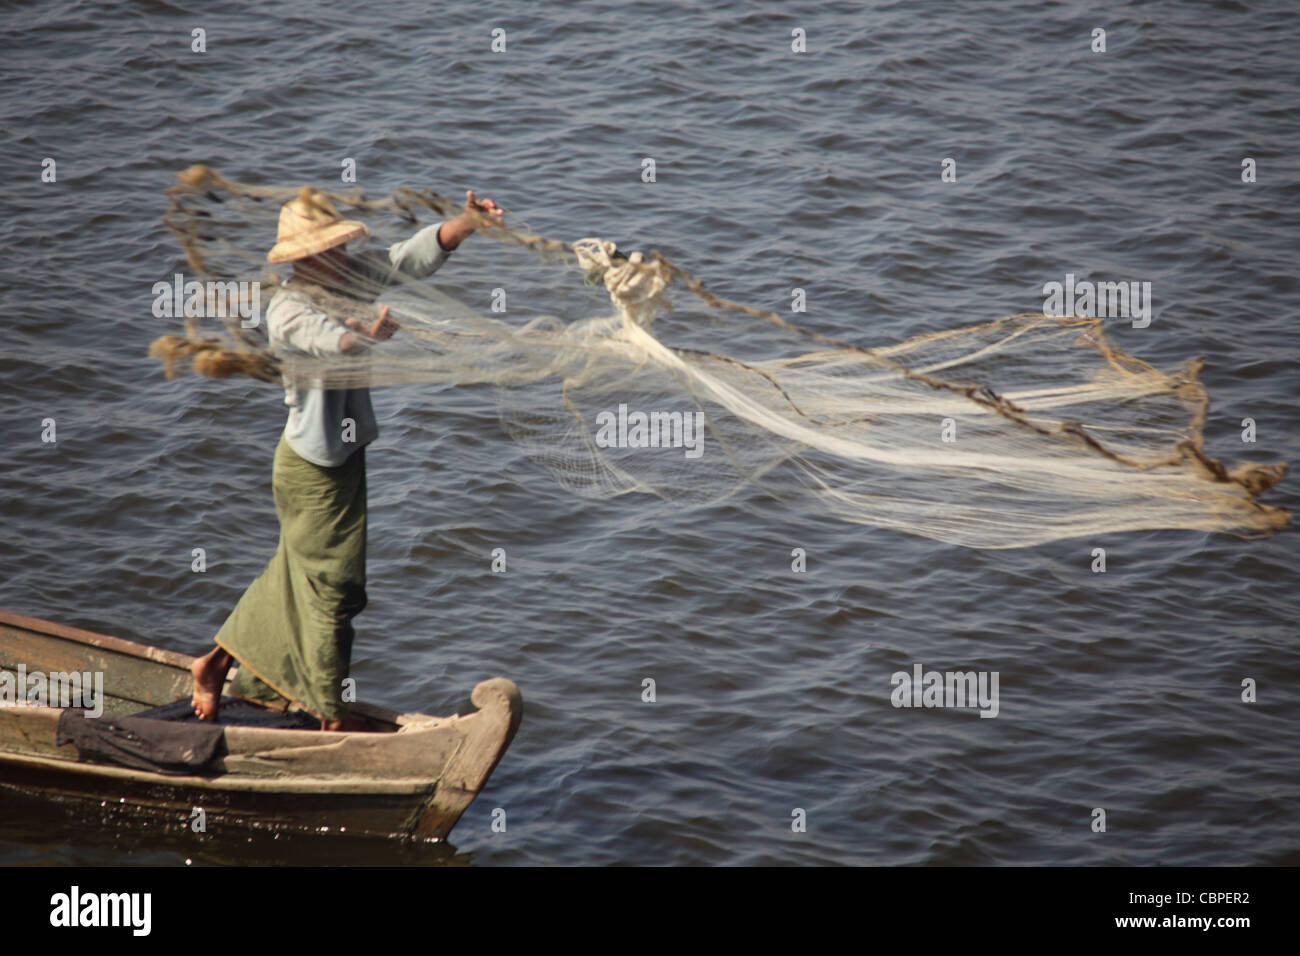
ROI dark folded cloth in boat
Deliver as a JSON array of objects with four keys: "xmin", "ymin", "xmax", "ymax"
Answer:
[
  {"xmin": 134, "ymin": 696, "xmax": 319, "ymax": 730},
  {"xmin": 56, "ymin": 699, "xmax": 318, "ymax": 775},
  {"xmin": 57, "ymin": 709, "xmax": 225, "ymax": 775}
]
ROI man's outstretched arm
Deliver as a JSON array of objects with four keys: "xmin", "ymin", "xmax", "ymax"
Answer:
[
  {"xmin": 378, "ymin": 189, "xmax": 504, "ymax": 281},
  {"xmin": 436, "ymin": 190, "xmax": 503, "ymax": 251}
]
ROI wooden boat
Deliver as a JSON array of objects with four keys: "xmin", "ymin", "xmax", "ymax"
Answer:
[{"xmin": 0, "ymin": 609, "xmax": 521, "ymax": 842}]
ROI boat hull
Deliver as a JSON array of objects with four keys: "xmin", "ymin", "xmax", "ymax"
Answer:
[{"xmin": 0, "ymin": 610, "xmax": 521, "ymax": 842}]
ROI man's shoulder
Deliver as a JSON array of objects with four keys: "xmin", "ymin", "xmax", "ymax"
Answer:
[
  {"xmin": 265, "ymin": 284, "xmax": 345, "ymax": 353},
  {"xmin": 266, "ymin": 283, "xmax": 323, "ymax": 322},
  {"xmin": 268, "ymin": 282, "xmax": 311, "ymax": 306}
]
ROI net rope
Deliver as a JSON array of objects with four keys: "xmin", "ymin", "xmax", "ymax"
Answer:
[{"xmin": 150, "ymin": 165, "xmax": 1289, "ymax": 549}]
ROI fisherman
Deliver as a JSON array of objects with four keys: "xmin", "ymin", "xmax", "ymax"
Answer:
[{"xmin": 190, "ymin": 185, "xmax": 503, "ymax": 731}]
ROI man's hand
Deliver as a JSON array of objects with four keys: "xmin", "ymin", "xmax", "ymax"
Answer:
[
  {"xmin": 464, "ymin": 189, "xmax": 504, "ymax": 222},
  {"xmin": 341, "ymin": 304, "xmax": 399, "ymax": 352},
  {"xmin": 437, "ymin": 189, "xmax": 504, "ymax": 251}
]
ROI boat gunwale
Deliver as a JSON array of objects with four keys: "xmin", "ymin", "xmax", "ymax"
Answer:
[
  {"xmin": 0, "ymin": 608, "xmax": 410, "ymax": 727},
  {"xmin": 0, "ymin": 608, "xmax": 195, "ymax": 670}
]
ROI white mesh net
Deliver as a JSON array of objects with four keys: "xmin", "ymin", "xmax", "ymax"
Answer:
[{"xmin": 151, "ymin": 166, "xmax": 1289, "ymax": 549}]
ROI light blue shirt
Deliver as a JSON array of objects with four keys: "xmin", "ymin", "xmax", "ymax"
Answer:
[{"xmin": 267, "ymin": 222, "xmax": 451, "ymax": 467}]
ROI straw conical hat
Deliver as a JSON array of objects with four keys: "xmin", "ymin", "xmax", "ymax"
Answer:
[{"xmin": 267, "ymin": 186, "xmax": 369, "ymax": 263}]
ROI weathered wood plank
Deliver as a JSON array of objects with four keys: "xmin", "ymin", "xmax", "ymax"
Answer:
[{"xmin": 0, "ymin": 625, "xmax": 191, "ymax": 707}]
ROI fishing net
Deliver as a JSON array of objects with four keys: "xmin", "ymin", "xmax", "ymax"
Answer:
[{"xmin": 150, "ymin": 166, "xmax": 1289, "ymax": 549}]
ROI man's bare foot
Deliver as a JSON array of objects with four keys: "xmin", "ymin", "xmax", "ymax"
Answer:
[
  {"xmin": 190, "ymin": 647, "xmax": 233, "ymax": 721},
  {"xmin": 321, "ymin": 715, "xmax": 371, "ymax": 733}
]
